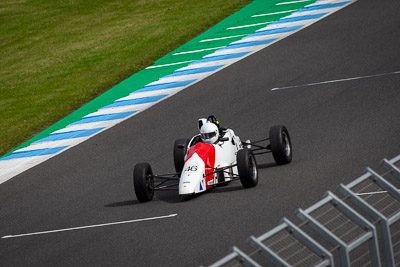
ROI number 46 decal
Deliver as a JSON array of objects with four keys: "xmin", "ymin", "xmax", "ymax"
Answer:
[{"xmin": 185, "ymin": 166, "xmax": 198, "ymax": 172}]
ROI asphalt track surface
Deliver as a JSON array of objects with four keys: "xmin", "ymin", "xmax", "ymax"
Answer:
[{"xmin": 1, "ymin": 0, "xmax": 400, "ymax": 266}]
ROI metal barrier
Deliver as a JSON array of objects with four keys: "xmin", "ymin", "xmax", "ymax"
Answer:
[
  {"xmin": 338, "ymin": 170, "xmax": 400, "ymax": 266},
  {"xmin": 208, "ymin": 154, "xmax": 400, "ymax": 267},
  {"xmin": 297, "ymin": 192, "xmax": 380, "ymax": 267},
  {"xmin": 247, "ymin": 218, "xmax": 333, "ymax": 267}
]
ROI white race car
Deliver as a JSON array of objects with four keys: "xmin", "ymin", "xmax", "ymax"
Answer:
[{"xmin": 133, "ymin": 116, "xmax": 292, "ymax": 202}]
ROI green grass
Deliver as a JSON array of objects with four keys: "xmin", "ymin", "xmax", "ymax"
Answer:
[{"xmin": 0, "ymin": 0, "xmax": 252, "ymax": 156}]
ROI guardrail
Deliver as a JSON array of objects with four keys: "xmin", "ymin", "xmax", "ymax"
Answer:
[{"xmin": 208, "ymin": 154, "xmax": 400, "ymax": 267}]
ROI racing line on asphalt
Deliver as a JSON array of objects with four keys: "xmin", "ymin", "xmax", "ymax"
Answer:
[
  {"xmin": 270, "ymin": 70, "xmax": 400, "ymax": 91},
  {"xmin": 1, "ymin": 213, "xmax": 178, "ymax": 239}
]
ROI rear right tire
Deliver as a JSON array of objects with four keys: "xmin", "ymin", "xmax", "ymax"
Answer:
[{"xmin": 173, "ymin": 139, "xmax": 189, "ymax": 173}]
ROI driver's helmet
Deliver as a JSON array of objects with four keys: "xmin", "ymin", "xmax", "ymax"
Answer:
[{"xmin": 200, "ymin": 122, "xmax": 219, "ymax": 144}]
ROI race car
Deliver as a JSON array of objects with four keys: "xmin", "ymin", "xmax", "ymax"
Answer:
[{"xmin": 133, "ymin": 116, "xmax": 292, "ymax": 202}]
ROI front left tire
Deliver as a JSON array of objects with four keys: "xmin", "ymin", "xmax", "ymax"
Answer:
[{"xmin": 237, "ymin": 149, "xmax": 258, "ymax": 188}]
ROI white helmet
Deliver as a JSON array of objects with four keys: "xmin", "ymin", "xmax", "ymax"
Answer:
[{"xmin": 200, "ymin": 122, "xmax": 219, "ymax": 144}]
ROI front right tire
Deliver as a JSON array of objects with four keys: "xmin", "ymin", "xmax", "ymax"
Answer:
[{"xmin": 133, "ymin": 163, "xmax": 154, "ymax": 202}]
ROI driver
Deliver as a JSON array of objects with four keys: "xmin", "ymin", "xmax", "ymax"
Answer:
[{"xmin": 200, "ymin": 122, "xmax": 219, "ymax": 144}]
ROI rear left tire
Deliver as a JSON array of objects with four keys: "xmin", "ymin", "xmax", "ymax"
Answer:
[{"xmin": 270, "ymin": 125, "xmax": 292, "ymax": 165}]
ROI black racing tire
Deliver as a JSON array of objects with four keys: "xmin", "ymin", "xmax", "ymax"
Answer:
[
  {"xmin": 270, "ymin": 125, "xmax": 292, "ymax": 165},
  {"xmin": 133, "ymin": 163, "xmax": 154, "ymax": 202},
  {"xmin": 237, "ymin": 149, "xmax": 258, "ymax": 188},
  {"xmin": 173, "ymin": 139, "xmax": 189, "ymax": 173}
]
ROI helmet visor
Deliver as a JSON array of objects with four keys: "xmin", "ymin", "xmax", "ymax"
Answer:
[{"xmin": 201, "ymin": 131, "xmax": 217, "ymax": 140}]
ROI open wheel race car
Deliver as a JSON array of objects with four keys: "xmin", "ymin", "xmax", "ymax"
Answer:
[{"xmin": 133, "ymin": 116, "xmax": 292, "ymax": 202}]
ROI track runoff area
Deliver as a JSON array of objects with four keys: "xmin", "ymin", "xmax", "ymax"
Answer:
[{"xmin": 0, "ymin": 0, "xmax": 356, "ymax": 183}]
